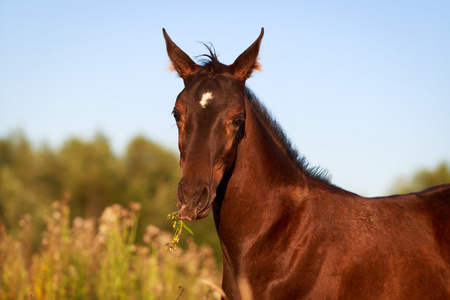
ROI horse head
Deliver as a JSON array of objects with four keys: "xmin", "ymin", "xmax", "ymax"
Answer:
[{"xmin": 163, "ymin": 28, "xmax": 264, "ymax": 221}]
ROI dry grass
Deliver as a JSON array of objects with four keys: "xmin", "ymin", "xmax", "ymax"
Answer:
[{"xmin": 0, "ymin": 193, "xmax": 222, "ymax": 299}]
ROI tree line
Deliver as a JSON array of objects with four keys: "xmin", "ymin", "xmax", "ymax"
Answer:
[
  {"xmin": 389, "ymin": 161, "xmax": 450, "ymax": 194},
  {"xmin": 0, "ymin": 132, "xmax": 220, "ymax": 256},
  {"xmin": 0, "ymin": 131, "xmax": 447, "ymax": 258}
]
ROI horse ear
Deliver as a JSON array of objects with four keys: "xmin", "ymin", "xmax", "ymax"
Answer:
[
  {"xmin": 163, "ymin": 28, "xmax": 200, "ymax": 79},
  {"xmin": 230, "ymin": 28, "xmax": 264, "ymax": 82}
]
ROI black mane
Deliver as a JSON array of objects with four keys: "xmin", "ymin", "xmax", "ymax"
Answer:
[{"xmin": 245, "ymin": 89, "xmax": 331, "ymax": 184}]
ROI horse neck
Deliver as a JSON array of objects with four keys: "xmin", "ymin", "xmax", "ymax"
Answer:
[{"xmin": 214, "ymin": 96, "xmax": 311, "ymax": 260}]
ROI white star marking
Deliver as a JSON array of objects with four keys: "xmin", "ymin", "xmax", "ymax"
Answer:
[{"xmin": 200, "ymin": 92, "xmax": 213, "ymax": 108}]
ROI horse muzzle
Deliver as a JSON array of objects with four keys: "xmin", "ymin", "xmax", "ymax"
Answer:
[{"xmin": 177, "ymin": 180, "xmax": 214, "ymax": 221}]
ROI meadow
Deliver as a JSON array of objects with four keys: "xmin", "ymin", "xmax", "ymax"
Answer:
[
  {"xmin": 0, "ymin": 194, "xmax": 222, "ymax": 299},
  {"xmin": 1, "ymin": 133, "xmax": 447, "ymax": 299}
]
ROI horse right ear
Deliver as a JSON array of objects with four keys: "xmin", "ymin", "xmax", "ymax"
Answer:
[
  {"xmin": 163, "ymin": 29, "xmax": 200, "ymax": 79},
  {"xmin": 229, "ymin": 28, "xmax": 264, "ymax": 82}
]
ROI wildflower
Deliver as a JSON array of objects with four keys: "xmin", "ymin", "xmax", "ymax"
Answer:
[
  {"xmin": 129, "ymin": 201, "xmax": 141, "ymax": 212},
  {"xmin": 143, "ymin": 225, "xmax": 160, "ymax": 244}
]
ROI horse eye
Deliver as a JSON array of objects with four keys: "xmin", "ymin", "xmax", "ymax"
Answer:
[
  {"xmin": 232, "ymin": 114, "xmax": 245, "ymax": 126},
  {"xmin": 172, "ymin": 110, "xmax": 181, "ymax": 122}
]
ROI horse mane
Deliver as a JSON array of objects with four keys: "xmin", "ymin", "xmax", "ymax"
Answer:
[
  {"xmin": 197, "ymin": 43, "xmax": 225, "ymax": 73},
  {"xmin": 197, "ymin": 44, "xmax": 331, "ymax": 183},
  {"xmin": 245, "ymin": 89, "xmax": 332, "ymax": 184}
]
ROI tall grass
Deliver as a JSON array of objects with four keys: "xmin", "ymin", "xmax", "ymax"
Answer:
[{"xmin": 0, "ymin": 193, "xmax": 222, "ymax": 299}]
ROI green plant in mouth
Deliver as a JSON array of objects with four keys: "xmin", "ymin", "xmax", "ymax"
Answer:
[{"xmin": 166, "ymin": 211, "xmax": 194, "ymax": 251}]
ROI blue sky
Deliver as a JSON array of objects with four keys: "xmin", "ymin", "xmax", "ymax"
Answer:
[{"xmin": 1, "ymin": 1, "xmax": 449, "ymax": 196}]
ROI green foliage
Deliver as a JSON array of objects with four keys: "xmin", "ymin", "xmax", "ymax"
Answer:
[
  {"xmin": 0, "ymin": 131, "xmax": 221, "ymax": 260},
  {"xmin": 390, "ymin": 161, "xmax": 450, "ymax": 194},
  {"xmin": 58, "ymin": 134, "xmax": 124, "ymax": 218},
  {"xmin": 0, "ymin": 133, "xmax": 53, "ymax": 249},
  {"xmin": 0, "ymin": 198, "xmax": 222, "ymax": 299}
]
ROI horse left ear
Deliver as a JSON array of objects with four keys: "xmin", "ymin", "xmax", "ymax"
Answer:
[
  {"xmin": 230, "ymin": 28, "xmax": 264, "ymax": 82},
  {"xmin": 163, "ymin": 28, "xmax": 200, "ymax": 79}
]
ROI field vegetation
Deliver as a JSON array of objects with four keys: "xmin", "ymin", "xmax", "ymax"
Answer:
[
  {"xmin": 0, "ymin": 194, "xmax": 222, "ymax": 299},
  {"xmin": 0, "ymin": 132, "xmax": 222, "ymax": 299},
  {"xmin": 0, "ymin": 131, "xmax": 447, "ymax": 299}
]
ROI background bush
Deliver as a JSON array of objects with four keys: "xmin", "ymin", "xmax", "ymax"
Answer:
[{"xmin": 0, "ymin": 132, "xmax": 220, "ymax": 258}]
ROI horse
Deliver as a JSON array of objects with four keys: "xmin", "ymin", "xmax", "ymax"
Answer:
[{"xmin": 162, "ymin": 28, "xmax": 450, "ymax": 299}]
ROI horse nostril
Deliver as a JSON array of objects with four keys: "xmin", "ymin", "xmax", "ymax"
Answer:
[
  {"xmin": 198, "ymin": 187, "xmax": 209, "ymax": 207},
  {"xmin": 177, "ymin": 182, "xmax": 186, "ymax": 204}
]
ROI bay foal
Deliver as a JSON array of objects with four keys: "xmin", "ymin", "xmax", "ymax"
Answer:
[{"xmin": 163, "ymin": 28, "xmax": 450, "ymax": 299}]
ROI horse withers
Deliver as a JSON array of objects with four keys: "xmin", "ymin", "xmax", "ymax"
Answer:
[{"xmin": 162, "ymin": 28, "xmax": 450, "ymax": 299}]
